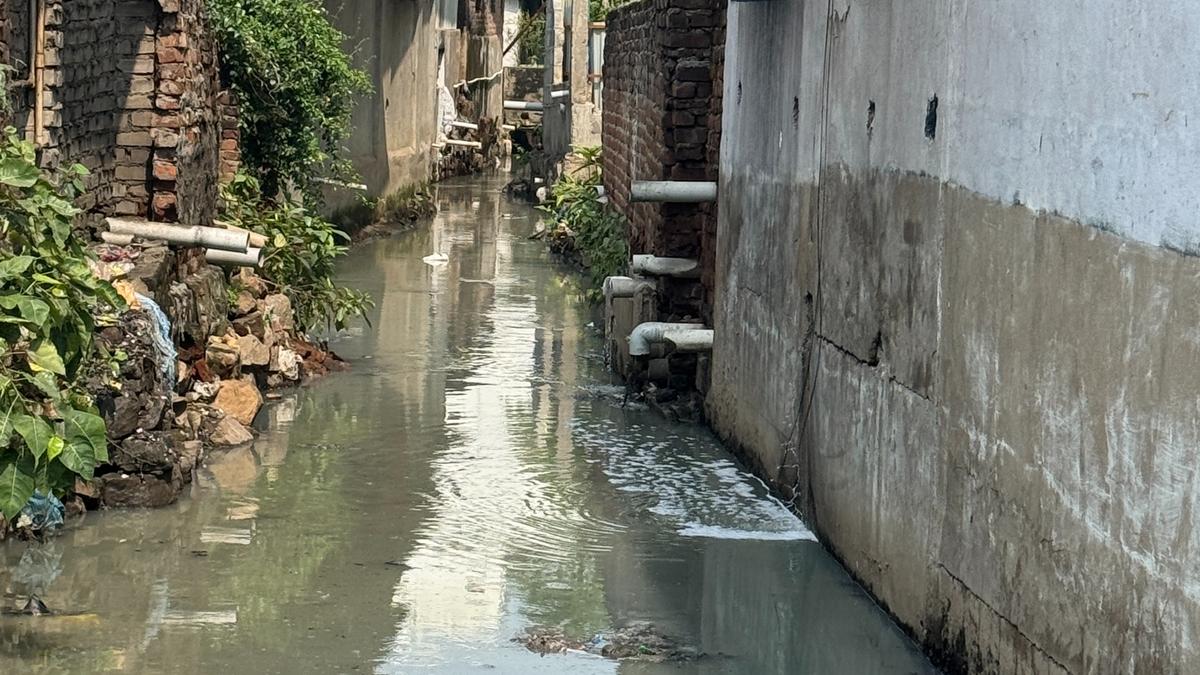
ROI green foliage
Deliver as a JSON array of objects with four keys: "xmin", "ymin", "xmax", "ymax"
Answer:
[
  {"xmin": 221, "ymin": 173, "xmax": 373, "ymax": 333},
  {"xmin": 376, "ymin": 183, "xmax": 436, "ymax": 225},
  {"xmin": 589, "ymin": 0, "xmax": 630, "ymax": 21},
  {"xmin": 539, "ymin": 147, "xmax": 628, "ymax": 302},
  {"xmin": 208, "ymin": 0, "xmax": 372, "ymax": 200},
  {"xmin": 0, "ymin": 128, "xmax": 122, "ymax": 518},
  {"xmin": 517, "ymin": 11, "xmax": 546, "ymax": 65}
]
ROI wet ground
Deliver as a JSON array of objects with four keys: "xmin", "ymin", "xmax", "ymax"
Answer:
[{"xmin": 0, "ymin": 176, "xmax": 937, "ymax": 674}]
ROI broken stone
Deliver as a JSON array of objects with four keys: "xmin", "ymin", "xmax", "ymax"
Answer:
[
  {"xmin": 211, "ymin": 415, "xmax": 253, "ymax": 446},
  {"xmin": 205, "ymin": 335, "xmax": 240, "ymax": 376},
  {"xmin": 99, "ymin": 472, "xmax": 181, "ymax": 508},
  {"xmin": 237, "ymin": 270, "xmax": 269, "ymax": 298},
  {"xmin": 212, "ymin": 377, "xmax": 262, "ymax": 426},
  {"xmin": 192, "ymin": 380, "xmax": 220, "ymax": 401},
  {"xmin": 109, "ymin": 431, "xmax": 174, "ymax": 473},
  {"xmin": 233, "ymin": 290, "xmax": 257, "ymax": 316},
  {"xmin": 270, "ymin": 346, "xmax": 302, "ymax": 381},
  {"xmin": 237, "ymin": 334, "xmax": 271, "ymax": 367},
  {"xmin": 232, "ymin": 310, "xmax": 267, "ymax": 340},
  {"xmin": 259, "ymin": 294, "xmax": 294, "ymax": 333}
]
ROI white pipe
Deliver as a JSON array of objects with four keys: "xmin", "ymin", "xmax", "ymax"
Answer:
[
  {"xmin": 661, "ymin": 328, "xmax": 713, "ymax": 353},
  {"xmin": 628, "ymin": 322, "xmax": 707, "ymax": 357},
  {"xmin": 630, "ymin": 180, "xmax": 718, "ymax": 203},
  {"xmin": 551, "ymin": 89, "xmax": 570, "ymax": 99},
  {"xmin": 630, "ymin": 254, "xmax": 700, "ymax": 278},
  {"xmin": 505, "ymin": 100, "xmax": 544, "ymax": 111},
  {"xmin": 205, "ymin": 247, "xmax": 262, "ymax": 267},
  {"xmin": 603, "ymin": 276, "xmax": 655, "ymax": 299},
  {"xmin": 445, "ymin": 138, "xmax": 483, "ymax": 149},
  {"xmin": 107, "ymin": 218, "xmax": 249, "ymax": 252},
  {"xmin": 100, "ymin": 232, "xmax": 134, "ymax": 245},
  {"xmin": 501, "ymin": 124, "xmax": 516, "ymax": 131},
  {"xmin": 449, "ymin": 120, "xmax": 479, "ymax": 130}
]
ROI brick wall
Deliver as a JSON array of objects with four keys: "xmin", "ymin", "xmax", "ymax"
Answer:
[
  {"xmin": 601, "ymin": 0, "xmax": 725, "ymax": 320},
  {"xmin": 1, "ymin": 0, "xmax": 233, "ymax": 227}
]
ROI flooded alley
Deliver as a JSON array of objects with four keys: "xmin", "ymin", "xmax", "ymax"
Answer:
[{"xmin": 0, "ymin": 178, "xmax": 935, "ymax": 674}]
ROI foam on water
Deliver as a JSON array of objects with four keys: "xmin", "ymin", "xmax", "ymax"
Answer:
[{"xmin": 574, "ymin": 417, "xmax": 817, "ymax": 542}]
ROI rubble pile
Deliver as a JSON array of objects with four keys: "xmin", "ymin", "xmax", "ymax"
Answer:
[{"xmin": 75, "ymin": 243, "xmax": 345, "ymax": 512}]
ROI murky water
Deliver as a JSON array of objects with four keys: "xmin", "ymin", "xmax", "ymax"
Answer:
[{"xmin": 0, "ymin": 177, "xmax": 936, "ymax": 674}]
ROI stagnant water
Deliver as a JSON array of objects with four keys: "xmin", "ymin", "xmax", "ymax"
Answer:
[{"xmin": 0, "ymin": 177, "xmax": 935, "ymax": 674}]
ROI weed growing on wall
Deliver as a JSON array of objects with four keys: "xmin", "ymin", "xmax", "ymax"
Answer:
[
  {"xmin": 221, "ymin": 174, "xmax": 373, "ymax": 332},
  {"xmin": 208, "ymin": 0, "xmax": 371, "ymax": 200},
  {"xmin": 0, "ymin": 128, "xmax": 123, "ymax": 518},
  {"xmin": 517, "ymin": 11, "xmax": 546, "ymax": 65},
  {"xmin": 539, "ymin": 146, "xmax": 628, "ymax": 302}
]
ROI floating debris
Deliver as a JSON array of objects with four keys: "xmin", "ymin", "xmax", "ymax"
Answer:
[{"xmin": 515, "ymin": 623, "xmax": 700, "ymax": 663}]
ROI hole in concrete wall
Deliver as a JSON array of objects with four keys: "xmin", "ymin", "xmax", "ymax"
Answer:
[
  {"xmin": 792, "ymin": 97, "xmax": 799, "ymax": 128},
  {"xmin": 866, "ymin": 100, "xmax": 876, "ymax": 137},
  {"xmin": 924, "ymin": 95, "xmax": 938, "ymax": 140},
  {"xmin": 736, "ymin": 82, "xmax": 742, "ymax": 106}
]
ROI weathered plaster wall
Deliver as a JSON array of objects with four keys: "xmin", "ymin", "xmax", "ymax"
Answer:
[
  {"xmin": 326, "ymin": 0, "xmax": 441, "ymax": 199},
  {"xmin": 711, "ymin": 1, "xmax": 1200, "ymax": 672}
]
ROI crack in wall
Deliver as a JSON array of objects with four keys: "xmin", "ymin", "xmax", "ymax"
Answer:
[{"xmin": 937, "ymin": 564, "xmax": 1073, "ymax": 675}]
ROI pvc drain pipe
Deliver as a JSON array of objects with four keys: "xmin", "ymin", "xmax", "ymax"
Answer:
[
  {"xmin": 205, "ymin": 247, "xmax": 262, "ymax": 267},
  {"xmin": 107, "ymin": 218, "xmax": 249, "ymax": 253},
  {"xmin": 661, "ymin": 328, "xmax": 713, "ymax": 353},
  {"xmin": 449, "ymin": 120, "xmax": 479, "ymax": 130},
  {"xmin": 630, "ymin": 180, "xmax": 717, "ymax": 203},
  {"xmin": 504, "ymin": 100, "xmax": 544, "ymax": 111},
  {"xmin": 628, "ymin": 322, "xmax": 708, "ymax": 357},
  {"xmin": 603, "ymin": 276, "xmax": 655, "ymax": 299},
  {"xmin": 630, "ymin": 254, "xmax": 700, "ymax": 278}
]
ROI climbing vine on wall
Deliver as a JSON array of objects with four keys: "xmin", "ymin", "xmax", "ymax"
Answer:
[
  {"xmin": 208, "ymin": 0, "xmax": 372, "ymax": 200},
  {"xmin": 0, "ymin": 128, "xmax": 123, "ymax": 519}
]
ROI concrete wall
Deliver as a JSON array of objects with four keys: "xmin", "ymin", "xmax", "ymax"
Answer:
[
  {"xmin": 326, "ymin": 0, "xmax": 441, "ymax": 199},
  {"xmin": 711, "ymin": 1, "xmax": 1200, "ymax": 672}
]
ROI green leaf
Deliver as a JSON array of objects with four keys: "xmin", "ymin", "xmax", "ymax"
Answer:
[
  {"xmin": 12, "ymin": 414, "xmax": 53, "ymax": 458},
  {"xmin": 0, "ymin": 451, "xmax": 36, "ymax": 520},
  {"xmin": 27, "ymin": 338, "xmax": 66, "ymax": 375},
  {"xmin": 0, "ymin": 295, "xmax": 51, "ymax": 327},
  {"xmin": 62, "ymin": 407, "xmax": 106, "ymax": 470},
  {"xmin": 46, "ymin": 436, "xmax": 64, "ymax": 462},
  {"xmin": 28, "ymin": 371, "xmax": 60, "ymax": 400},
  {"xmin": 0, "ymin": 157, "xmax": 40, "ymax": 188},
  {"xmin": 0, "ymin": 255, "xmax": 34, "ymax": 279}
]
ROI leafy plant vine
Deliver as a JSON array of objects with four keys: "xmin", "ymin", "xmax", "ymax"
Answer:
[
  {"xmin": 208, "ymin": 0, "xmax": 372, "ymax": 200},
  {"xmin": 0, "ymin": 128, "xmax": 122, "ymax": 518}
]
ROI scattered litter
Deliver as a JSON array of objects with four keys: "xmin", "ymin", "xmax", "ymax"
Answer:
[{"xmin": 135, "ymin": 292, "xmax": 177, "ymax": 390}]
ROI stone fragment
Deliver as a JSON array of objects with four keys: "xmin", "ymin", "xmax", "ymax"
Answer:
[
  {"xmin": 237, "ymin": 334, "xmax": 271, "ymax": 367},
  {"xmin": 233, "ymin": 290, "xmax": 257, "ymax": 316},
  {"xmin": 109, "ymin": 431, "xmax": 173, "ymax": 472},
  {"xmin": 269, "ymin": 345, "xmax": 302, "ymax": 380},
  {"xmin": 205, "ymin": 335, "xmax": 240, "ymax": 376},
  {"xmin": 232, "ymin": 310, "xmax": 266, "ymax": 339},
  {"xmin": 259, "ymin": 294, "xmax": 294, "ymax": 333},
  {"xmin": 211, "ymin": 415, "xmax": 253, "ymax": 446},
  {"xmin": 212, "ymin": 377, "xmax": 262, "ymax": 426},
  {"xmin": 237, "ymin": 271, "xmax": 269, "ymax": 298},
  {"xmin": 99, "ymin": 472, "xmax": 181, "ymax": 508}
]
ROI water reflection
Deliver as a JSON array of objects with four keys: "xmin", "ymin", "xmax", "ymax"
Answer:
[{"xmin": 0, "ymin": 177, "xmax": 936, "ymax": 675}]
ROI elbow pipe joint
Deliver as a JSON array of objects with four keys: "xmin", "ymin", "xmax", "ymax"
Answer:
[{"xmin": 628, "ymin": 322, "xmax": 707, "ymax": 357}]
